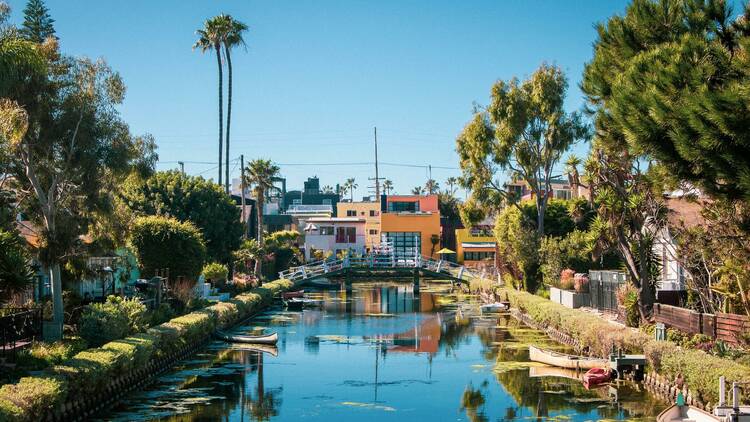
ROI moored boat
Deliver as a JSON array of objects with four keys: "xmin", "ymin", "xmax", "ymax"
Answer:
[
  {"xmin": 480, "ymin": 302, "xmax": 509, "ymax": 313},
  {"xmin": 657, "ymin": 404, "xmax": 720, "ymax": 422},
  {"xmin": 283, "ymin": 297, "xmax": 323, "ymax": 310},
  {"xmin": 582, "ymin": 367, "xmax": 612, "ymax": 389},
  {"xmin": 528, "ymin": 345, "xmax": 609, "ymax": 370},
  {"xmin": 214, "ymin": 331, "xmax": 278, "ymax": 345},
  {"xmin": 282, "ymin": 290, "xmax": 304, "ymax": 299},
  {"xmin": 304, "ymin": 278, "xmax": 340, "ymax": 289}
]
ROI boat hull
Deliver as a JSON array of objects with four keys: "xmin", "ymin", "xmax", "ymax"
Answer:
[
  {"xmin": 528, "ymin": 345, "xmax": 609, "ymax": 370},
  {"xmin": 282, "ymin": 290, "xmax": 304, "ymax": 299},
  {"xmin": 657, "ymin": 405, "xmax": 721, "ymax": 422},
  {"xmin": 215, "ymin": 331, "xmax": 278, "ymax": 345}
]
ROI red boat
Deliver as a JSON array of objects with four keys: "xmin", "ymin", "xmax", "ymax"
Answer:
[
  {"xmin": 582, "ymin": 367, "xmax": 612, "ymax": 388},
  {"xmin": 282, "ymin": 290, "xmax": 304, "ymax": 300}
]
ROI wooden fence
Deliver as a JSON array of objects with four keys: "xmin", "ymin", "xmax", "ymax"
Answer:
[{"xmin": 653, "ymin": 303, "xmax": 749, "ymax": 344}]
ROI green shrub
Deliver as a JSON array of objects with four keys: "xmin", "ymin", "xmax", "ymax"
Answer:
[
  {"xmin": 129, "ymin": 215, "xmax": 207, "ymax": 281},
  {"xmin": 0, "ymin": 278, "xmax": 295, "ymax": 421},
  {"xmin": 0, "ymin": 376, "xmax": 65, "ymax": 422},
  {"xmin": 79, "ymin": 296, "xmax": 146, "ymax": 347},
  {"xmin": 15, "ymin": 338, "xmax": 87, "ymax": 370},
  {"xmin": 201, "ymin": 262, "xmax": 228, "ymax": 288},
  {"xmin": 148, "ymin": 302, "xmax": 176, "ymax": 326}
]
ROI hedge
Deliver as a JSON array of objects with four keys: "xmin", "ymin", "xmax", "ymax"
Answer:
[
  {"xmin": 0, "ymin": 278, "xmax": 293, "ymax": 422},
  {"xmin": 501, "ymin": 288, "xmax": 750, "ymax": 406}
]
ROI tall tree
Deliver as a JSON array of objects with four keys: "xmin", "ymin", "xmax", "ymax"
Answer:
[
  {"xmin": 583, "ymin": 0, "xmax": 750, "ymax": 202},
  {"xmin": 120, "ymin": 170, "xmax": 242, "ymax": 263},
  {"xmin": 579, "ymin": 0, "xmax": 750, "ymax": 319},
  {"xmin": 20, "ymin": 0, "xmax": 55, "ymax": 43},
  {"xmin": 223, "ymin": 16, "xmax": 248, "ymax": 194},
  {"xmin": 424, "ymin": 179, "xmax": 439, "ymax": 195},
  {"xmin": 194, "ymin": 15, "xmax": 231, "ymax": 188},
  {"xmin": 321, "ymin": 185, "xmax": 334, "ymax": 194},
  {"xmin": 445, "ymin": 177, "xmax": 458, "ymax": 195},
  {"xmin": 382, "ymin": 179, "xmax": 393, "ymax": 195},
  {"xmin": 1, "ymin": 38, "xmax": 154, "ymax": 335},
  {"xmin": 343, "ymin": 177, "xmax": 357, "ymax": 202},
  {"xmin": 457, "ymin": 64, "xmax": 589, "ymax": 236},
  {"xmin": 243, "ymin": 159, "xmax": 280, "ymax": 279},
  {"xmin": 411, "ymin": 186, "xmax": 424, "ymax": 195}
]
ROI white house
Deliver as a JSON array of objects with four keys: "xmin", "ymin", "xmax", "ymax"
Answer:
[{"xmin": 302, "ymin": 217, "xmax": 366, "ymax": 260}]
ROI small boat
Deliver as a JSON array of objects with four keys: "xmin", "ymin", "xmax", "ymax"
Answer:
[
  {"xmin": 228, "ymin": 343, "xmax": 279, "ymax": 357},
  {"xmin": 282, "ymin": 290, "xmax": 304, "ymax": 299},
  {"xmin": 582, "ymin": 367, "xmax": 612, "ymax": 388},
  {"xmin": 528, "ymin": 366, "xmax": 584, "ymax": 382},
  {"xmin": 657, "ymin": 404, "xmax": 721, "ymax": 422},
  {"xmin": 480, "ymin": 302, "xmax": 509, "ymax": 313},
  {"xmin": 529, "ymin": 345, "xmax": 609, "ymax": 370},
  {"xmin": 283, "ymin": 297, "xmax": 322, "ymax": 310},
  {"xmin": 214, "ymin": 331, "xmax": 278, "ymax": 345}
]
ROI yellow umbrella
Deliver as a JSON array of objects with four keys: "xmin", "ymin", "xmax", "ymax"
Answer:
[{"xmin": 436, "ymin": 248, "xmax": 456, "ymax": 255}]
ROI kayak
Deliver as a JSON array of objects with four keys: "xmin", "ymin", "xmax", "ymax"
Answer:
[
  {"xmin": 480, "ymin": 302, "xmax": 509, "ymax": 313},
  {"xmin": 214, "ymin": 331, "xmax": 278, "ymax": 345},
  {"xmin": 529, "ymin": 345, "xmax": 609, "ymax": 370},
  {"xmin": 582, "ymin": 367, "xmax": 612, "ymax": 388}
]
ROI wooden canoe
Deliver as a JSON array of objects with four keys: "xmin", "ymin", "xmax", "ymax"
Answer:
[
  {"xmin": 528, "ymin": 365, "xmax": 584, "ymax": 381},
  {"xmin": 528, "ymin": 345, "xmax": 608, "ymax": 370},
  {"xmin": 282, "ymin": 290, "xmax": 304, "ymax": 299},
  {"xmin": 215, "ymin": 331, "xmax": 278, "ymax": 345},
  {"xmin": 227, "ymin": 343, "xmax": 279, "ymax": 357},
  {"xmin": 657, "ymin": 405, "xmax": 721, "ymax": 422}
]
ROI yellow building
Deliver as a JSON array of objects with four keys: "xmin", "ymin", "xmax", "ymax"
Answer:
[
  {"xmin": 337, "ymin": 201, "xmax": 381, "ymax": 250},
  {"xmin": 455, "ymin": 227, "xmax": 497, "ymax": 268}
]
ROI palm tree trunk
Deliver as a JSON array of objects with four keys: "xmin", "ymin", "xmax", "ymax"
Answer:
[
  {"xmin": 256, "ymin": 190, "xmax": 264, "ymax": 281},
  {"xmin": 225, "ymin": 45, "xmax": 232, "ymax": 194},
  {"xmin": 215, "ymin": 45, "xmax": 224, "ymax": 187}
]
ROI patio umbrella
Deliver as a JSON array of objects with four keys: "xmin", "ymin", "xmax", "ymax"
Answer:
[{"xmin": 436, "ymin": 248, "xmax": 456, "ymax": 255}]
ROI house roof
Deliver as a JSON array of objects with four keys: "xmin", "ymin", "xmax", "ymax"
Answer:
[
  {"xmin": 462, "ymin": 242, "xmax": 496, "ymax": 248},
  {"xmin": 665, "ymin": 197, "xmax": 707, "ymax": 229},
  {"xmin": 16, "ymin": 220, "xmax": 41, "ymax": 248},
  {"xmin": 306, "ymin": 217, "xmax": 365, "ymax": 223}
]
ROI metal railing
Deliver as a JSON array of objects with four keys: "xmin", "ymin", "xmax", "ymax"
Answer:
[{"xmin": 0, "ymin": 308, "xmax": 42, "ymax": 360}]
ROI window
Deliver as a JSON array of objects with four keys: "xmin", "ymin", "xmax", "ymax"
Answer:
[
  {"xmin": 464, "ymin": 251, "xmax": 495, "ymax": 261},
  {"xmin": 322, "ymin": 199, "xmax": 332, "ymax": 205},
  {"xmin": 320, "ymin": 226, "xmax": 334, "ymax": 235},
  {"xmin": 292, "ymin": 198, "xmax": 302, "ymax": 205},
  {"xmin": 346, "ymin": 210, "xmax": 356, "ymax": 217},
  {"xmin": 369, "ymin": 229, "xmax": 378, "ymax": 235},
  {"xmin": 336, "ymin": 227, "xmax": 357, "ymax": 243},
  {"xmin": 387, "ymin": 201, "xmax": 419, "ymax": 212},
  {"xmin": 383, "ymin": 232, "xmax": 421, "ymax": 257},
  {"xmin": 554, "ymin": 189, "xmax": 571, "ymax": 200},
  {"xmin": 369, "ymin": 210, "xmax": 377, "ymax": 217},
  {"xmin": 360, "ymin": 211, "xmax": 365, "ymax": 216}
]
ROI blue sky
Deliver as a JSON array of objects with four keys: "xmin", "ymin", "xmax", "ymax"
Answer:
[{"xmin": 10, "ymin": 0, "xmax": 632, "ymax": 198}]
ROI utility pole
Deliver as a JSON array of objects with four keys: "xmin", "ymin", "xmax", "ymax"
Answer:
[
  {"xmin": 178, "ymin": 161, "xmax": 184, "ymax": 175},
  {"xmin": 240, "ymin": 154, "xmax": 247, "ymax": 239},
  {"xmin": 374, "ymin": 127, "xmax": 380, "ymax": 197},
  {"xmin": 368, "ymin": 126, "xmax": 385, "ymax": 199}
]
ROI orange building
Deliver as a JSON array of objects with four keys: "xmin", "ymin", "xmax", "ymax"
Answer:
[{"xmin": 380, "ymin": 194, "xmax": 441, "ymax": 258}]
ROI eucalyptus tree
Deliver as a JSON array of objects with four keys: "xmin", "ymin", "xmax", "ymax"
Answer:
[
  {"xmin": 1, "ymin": 36, "xmax": 155, "ymax": 335},
  {"xmin": 194, "ymin": 15, "xmax": 231, "ymax": 187},
  {"xmin": 222, "ymin": 16, "xmax": 248, "ymax": 193},
  {"xmin": 456, "ymin": 64, "xmax": 588, "ymax": 236}
]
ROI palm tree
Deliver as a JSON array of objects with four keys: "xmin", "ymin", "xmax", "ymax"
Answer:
[
  {"xmin": 565, "ymin": 155, "xmax": 584, "ymax": 198},
  {"xmin": 194, "ymin": 15, "xmax": 232, "ymax": 187},
  {"xmin": 424, "ymin": 179, "xmax": 439, "ymax": 194},
  {"xmin": 446, "ymin": 177, "xmax": 458, "ymax": 195},
  {"xmin": 343, "ymin": 178, "xmax": 357, "ymax": 202},
  {"xmin": 382, "ymin": 179, "xmax": 393, "ymax": 195},
  {"xmin": 321, "ymin": 185, "xmax": 334, "ymax": 194},
  {"xmin": 223, "ymin": 16, "xmax": 248, "ymax": 193},
  {"xmin": 243, "ymin": 159, "xmax": 280, "ymax": 279},
  {"xmin": 411, "ymin": 186, "xmax": 424, "ymax": 195}
]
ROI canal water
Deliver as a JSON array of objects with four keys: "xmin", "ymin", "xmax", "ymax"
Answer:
[{"xmin": 99, "ymin": 281, "xmax": 666, "ymax": 421}]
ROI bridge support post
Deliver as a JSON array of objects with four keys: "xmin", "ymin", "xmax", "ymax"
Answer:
[{"xmin": 413, "ymin": 269, "xmax": 420, "ymax": 294}]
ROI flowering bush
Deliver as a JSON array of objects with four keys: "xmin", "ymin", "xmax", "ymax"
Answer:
[
  {"xmin": 559, "ymin": 269, "xmax": 576, "ymax": 290},
  {"xmin": 573, "ymin": 273, "xmax": 589, "ymax": 293}
]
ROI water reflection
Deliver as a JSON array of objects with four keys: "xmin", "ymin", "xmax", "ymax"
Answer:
[{"xmin": 100, "ymin": 282, "xmax": 665, "ymax": 421}]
